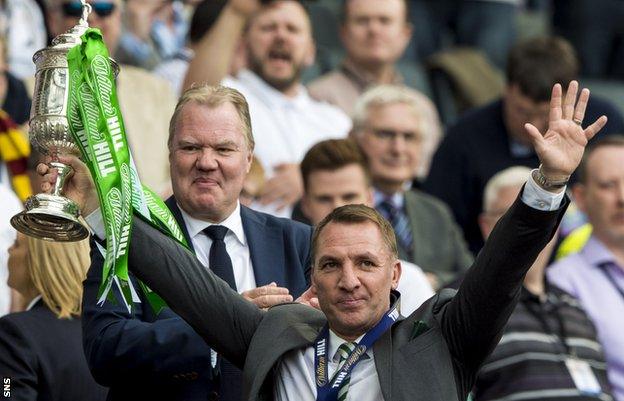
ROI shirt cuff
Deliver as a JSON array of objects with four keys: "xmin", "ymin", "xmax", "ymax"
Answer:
[
  {"xmin": 521, "ymin": 171, "xmax": 566, "ymax": 211},
  {"xmin": 85, "ymin": 208, "xmax": 107, "ymax": 240}
]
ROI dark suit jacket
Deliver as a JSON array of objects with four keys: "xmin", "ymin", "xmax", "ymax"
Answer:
[
  {"xmin": 125, "ymin": 194, "xmax": 567, "ymax": 401},
  {"xmin": 0, "ymin": 300, "xmax": 108, "ymax": 401},
  {"xmin": 82, "ymin": 199, "xmax": 312, "ymax": 401},
  {"xmin": 402, "ymin": 189, "xmax": 474, "ymax": 285}
]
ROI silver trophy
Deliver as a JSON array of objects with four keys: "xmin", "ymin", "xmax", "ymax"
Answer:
[{"xmin": 11, "ymin": 1, "xmax": 117, "ymax": 241}]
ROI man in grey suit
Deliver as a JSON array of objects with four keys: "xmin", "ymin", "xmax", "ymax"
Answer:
[
  {"xmin": 47, "ymin": 81, "xmax": 606, "ymax": 401},
  {"xmin": 349, "ymin": 84, "xmax": 473, "ymax": 289}
]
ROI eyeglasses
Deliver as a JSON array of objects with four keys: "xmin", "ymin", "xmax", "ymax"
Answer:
[
  {"xmin": 370, "ymin": 129, "xmax": 422, "ymax": 144},
  {"xmin": 61, "ymin": 1, "xmax": 116, "ymax": 18}
]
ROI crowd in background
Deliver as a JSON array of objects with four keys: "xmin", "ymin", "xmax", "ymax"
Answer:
[{"xmin": 0, "ymin": 0, "xmax": 623, "ymax": 400}]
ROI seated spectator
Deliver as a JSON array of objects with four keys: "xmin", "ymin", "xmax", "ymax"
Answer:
[
  {"xmin": 473, "ymin": 166, "xmax": 612, "ymax": 401},
  {"xmin": 424, "ymin": 36, "xmax": 624, "ymax": 255},
  {"xmin": 351, "ymin": 84, "xmax": 473, "ymax": 289},
  {"xmin": 239, "ymin": 155, "xmax": 265, "ymax": 207},
  {"xmin": 0, "ymin": 233, "xmax": 108, "ymax": 400},
  {"xmin": 306, "ymin": 0, "xmax": 442, "ymax": 178},
  {"xmin": 300, "ymin": 138, "xmax": 434, "ymax": 314},
  {"xmin": 548, "ymin": 136, "xmax": 624, "ymax": 401},
  {"xmin": 0, "ymin": 35, "xmax": 32, "ymax": 128},
  {"xmin": 42, "ymin": 0, "xmax": 177, "ymax": 193},
  {"xmin": 181, "ymin": 0, "xmax": 351, "ymax": 217}
]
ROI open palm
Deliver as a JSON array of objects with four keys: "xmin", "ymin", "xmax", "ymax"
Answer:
[{"xmin": 524, "ymin": 81, "xmax": 608, "ymax": 177}]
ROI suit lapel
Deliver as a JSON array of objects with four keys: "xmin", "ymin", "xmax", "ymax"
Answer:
[
  {"xmin": 374, "ymin": 322, "xmax": 394, "ymax": 401},
  {"xmin": 240, "ymin": 206, "xmax": 286, "ymax": 287},
  {"xmin": 165, "ymin": 196, "xmax": 194, "ymax": 253}
]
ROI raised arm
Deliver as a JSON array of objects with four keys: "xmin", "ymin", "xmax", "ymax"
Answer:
[
  {"xmin": 438, "ymin": 81, "xmax": 607, "ymax": 393},
  {"xmin": 182, "ymin": 0, "xmax": 260, "ymax": 91},
  {"xmin": 126, "ymin": 215, "xmax": 264, "ymax": 367}
]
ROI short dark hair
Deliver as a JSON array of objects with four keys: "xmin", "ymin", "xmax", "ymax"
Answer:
[
  {"xmin": 311, "ymin": 204, "xmax": 398, "ymax": 264},
  {"xmin": 506, "ymin": 36, "xmax": 579, "ymax": 102},
  {"xmin": 577, "ymin": 135, "xmax": 624, "ymax": 183},
  {"xmin": 339, "ymin": 0, "xmax": 410, "ymax": 23},
  {"xmin": 300, "ymin": 138, "xmax": 371, "ymax": 190}
]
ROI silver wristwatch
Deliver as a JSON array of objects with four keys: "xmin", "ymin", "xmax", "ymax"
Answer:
[{"xmin": 532, "ymin": 165, "xmax": 570, "ymax": 190}]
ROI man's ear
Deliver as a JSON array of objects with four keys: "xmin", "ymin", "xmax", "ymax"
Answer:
[
  {"xmin": 304, "ymin": 39, "xmax": 316, "ymax": 68},
  {"xmin": 391, "ymin": 259, "xmax": 402, "ymax": 290}
]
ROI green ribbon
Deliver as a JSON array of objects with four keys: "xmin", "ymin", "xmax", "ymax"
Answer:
[{"xmin": 66, "ymin": 28, "xmax": 188, "ymax": 314}]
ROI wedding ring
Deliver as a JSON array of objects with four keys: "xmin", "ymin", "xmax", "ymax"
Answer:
[{"xmin": 573, "ymin": 118, "xmax": 583, "ymax": 126}]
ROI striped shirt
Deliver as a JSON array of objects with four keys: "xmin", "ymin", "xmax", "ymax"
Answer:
[{"xmin": 473, "ymin": 285, "xmax": 613, "ymax": 401}]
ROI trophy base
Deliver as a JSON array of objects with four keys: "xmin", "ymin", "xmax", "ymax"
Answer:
[{"xmin": 11, "ymin": 193, "xmax": 89, "ymax": 242}]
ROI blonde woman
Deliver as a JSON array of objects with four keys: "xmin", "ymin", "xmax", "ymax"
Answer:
[{"xmin": 0, "ymin": 233, "xmax": 107, "ymax": 400}]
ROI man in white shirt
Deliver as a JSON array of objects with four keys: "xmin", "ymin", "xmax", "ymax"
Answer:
[
  {"xmin": 44, "ymin": 82, "xmax": 607, "ymax": 401},
  {"xmin": 59, "ymin": 85, "xmax": 313, "ymax": 401},
  {"xmin": 299, "ymin": 138, "xmax": 434, "ymax": 314},
  {"xmin": 182, "ymin": 0, "xmax": 351, "ymax": 216}
]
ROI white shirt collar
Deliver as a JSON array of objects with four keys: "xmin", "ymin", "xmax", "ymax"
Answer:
[
  {"xmin": 26, "ymin": 295, "xmax": 43, "ymax": 311},
  {"xmin": 373, "ymin": 189, "xmax": 404, "ymax": 209},
  {"xmin": 328, "ymin": 329, "xmax": 368, "ymax": 362},
  {"xmin": 178, "ymin": 202, "xmax": 246, "ymax": 246},
  {"xmin": 236, "ymin": 69, "xmax": 311, "ymax": 109}
]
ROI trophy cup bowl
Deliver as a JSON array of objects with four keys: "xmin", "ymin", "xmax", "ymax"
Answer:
[{"xmin": 11, "ymin": 3, "xmax": 118, "ymax": 241}]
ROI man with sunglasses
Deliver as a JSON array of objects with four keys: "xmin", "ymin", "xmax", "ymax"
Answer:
[
  {"xmin": 350, "ymin": 85, "xmax": 473, "ymax": 290},
  {"xmin": 43, "ymin": 0, "xmax": 177, "ymax": 193}
]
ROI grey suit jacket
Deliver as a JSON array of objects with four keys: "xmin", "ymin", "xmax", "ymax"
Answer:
[
  {"xmin": 403, "ymin": 189, "xmax": 474, "ymax": 285},
  {"xmin": 126, "ymin": 195, "xmax": 567, "ymax": 401}
]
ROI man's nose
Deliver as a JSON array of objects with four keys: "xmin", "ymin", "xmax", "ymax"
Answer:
[
  {"xmin": 195, "ymin": 148, "xmax": 218, "ymax": 170},
  {"xmin": 338, "ymin": 264, "xmax": 361, "ymax": 291}
]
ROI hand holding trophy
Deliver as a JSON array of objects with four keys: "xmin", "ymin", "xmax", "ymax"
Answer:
[{"xmin": 10, "ymin": 0, "xmax": 118, "ymax": 241}]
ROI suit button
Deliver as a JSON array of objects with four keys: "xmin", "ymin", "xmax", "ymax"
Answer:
[{"xmin": 209, "ymin": 391, "xmax": 219, "ymax": 401}]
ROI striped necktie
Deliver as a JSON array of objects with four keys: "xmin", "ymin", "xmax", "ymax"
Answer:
[
  {"xmin": 378, "ymin": 198, "xmax": 413, "ymax": 257},
  {"xmin": 335, "ymin": 342, "xmax": 356, "ymax": 401}
]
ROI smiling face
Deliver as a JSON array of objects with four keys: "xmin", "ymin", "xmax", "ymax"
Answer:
[
  {"xmin": 354, "ymin": 102, "xmax": 422, "ymax": 193},
  {"xmin": 574, "ymin": 145, "xmax": 624, "ymax": 248},
  {"xmin": 169, "ymin": 101, "xmax": 252, "ymax": 222},
  {"xmin": 312, "ymin": 221, "xmax": 401, "ymax": 340},
  {"xmin": 245, "ymin": 1, "xmax": 315, "ymax": 93},
  {"xmin": 340, "ymin": 0, "xmax": 411, "ymax": 68}
]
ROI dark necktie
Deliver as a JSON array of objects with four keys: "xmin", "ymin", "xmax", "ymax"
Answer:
[
  {"xmin": 378, "ymin": 198, "xmax": 414, "ymax": 257},
  {"xmin": 203, "ymin": 225, "xmax": 237, "ymax": 291}
]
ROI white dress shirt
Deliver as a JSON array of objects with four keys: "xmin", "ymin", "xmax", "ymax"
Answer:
[
  {"xmin": 272, "ymin": 175, "xmax": 565, "ymax": 401},
  {"xmin": 397, "ymin": 260, "xmax": 435, "ymax": 315},
  {"xmin": 0, "ymin": 184, "xmax": 23, "ymax": 316},
  {"xmin": 178, "ymin": 202, "xmax": 256, "ymax": 292},
  {"xmin": 222, "ymin": 70, "xmax": 352, "ymax": 217},
  {"xmin": 86, "ymin": 202, "xmax": 257, "ymax": 293}
]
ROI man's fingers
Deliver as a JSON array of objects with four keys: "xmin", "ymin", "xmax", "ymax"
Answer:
[
  {"xmin": 549, "ymin": 83, "xmax": 563, "ymax": 123},
  {"xmin": 584, "ymin": 116, "xmax": 608, "ymax": 141},
  {"xmin": 242, "ymin": 284, "xmax": 290, "ymax": 299},
  {"xmin": 573, "ymin": 88, "xmax": 590, "ymax": 124},
  {"xmin": 251, "ymin": 294, "xmax": 294, "ymax": 309},
  {"xmin": 562, "ymin": 80, "xmax": 578, "ymax": 120},
  {"xmin": 524, "ymin": 123, "xmax": 545, "ymax": 147}
]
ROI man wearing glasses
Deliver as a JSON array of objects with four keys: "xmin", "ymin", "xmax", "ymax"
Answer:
[{"xmin": 351, "ymin": 85, "xmax": 473, "ymax": 290}]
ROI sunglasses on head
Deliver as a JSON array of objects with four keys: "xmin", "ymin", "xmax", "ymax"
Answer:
[{"xmin": 61, "ymin": 1, "xmax": 116, "ymax": 18}]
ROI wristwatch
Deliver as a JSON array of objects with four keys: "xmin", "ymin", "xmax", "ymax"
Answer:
[{"xmin": 532, "ymin": 165, "xmax": 570, "ymax": 190}]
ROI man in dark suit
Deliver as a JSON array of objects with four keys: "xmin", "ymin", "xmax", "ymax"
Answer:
[
  {"xmin": 80, "ymin": 85, "xmax": 312, "ymax": 401},
  {"xmin": 350, "ymin": 84, "xmax": 473, "ymax": 289},
  {"xmin": 50, "ymin": 81, "xmax": 604, "ymax": 401}
]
